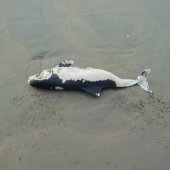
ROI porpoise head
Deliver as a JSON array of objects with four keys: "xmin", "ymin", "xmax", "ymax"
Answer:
[{"xmin": 28, "ymin": 69, "xmax": 53, "ymax": 89}]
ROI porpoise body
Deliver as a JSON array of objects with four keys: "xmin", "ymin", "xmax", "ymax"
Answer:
[{"xmin": 28, "ymin": 60, "xmax": 152, "ymax": 96}]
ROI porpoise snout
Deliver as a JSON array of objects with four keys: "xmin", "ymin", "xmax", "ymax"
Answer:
[{"xmin": 28, "ymin": 75, "xmax": 37, "ymax": 84}]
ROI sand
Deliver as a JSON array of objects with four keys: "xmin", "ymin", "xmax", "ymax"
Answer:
[{"xmin": 0, "ymin": 0, "xmax": 170, "ymax": 170}]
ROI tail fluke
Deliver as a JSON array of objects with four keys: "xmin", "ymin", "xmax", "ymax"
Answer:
[{"xmin": 137, "ymin": 69, "xmax": 152, "ymax": 93}]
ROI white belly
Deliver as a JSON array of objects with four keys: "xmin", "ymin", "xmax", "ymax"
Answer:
[{"xmin": 53, "ymin": 67, "xmax": 120, "ymax": 83}]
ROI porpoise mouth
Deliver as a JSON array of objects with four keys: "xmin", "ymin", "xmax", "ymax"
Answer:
[
  {"xmin": 28, "ymin": 75, "xmax": 38, "ymax": 84},
  {"xmin": 28, "ymin": 69, "xmax": 52, "ymax": 84}
]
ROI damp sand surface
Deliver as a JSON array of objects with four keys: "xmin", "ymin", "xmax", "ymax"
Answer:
[{"xmin": 0, "ymin": 1, "xmax": 170, "ymax": 170}]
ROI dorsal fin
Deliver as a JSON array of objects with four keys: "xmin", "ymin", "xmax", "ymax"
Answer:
[
  {"xmin": 58, "ymin": 60, "xmax": 74, "ymax": 67},
  {"xmin": 81, "ymin": 86, "xmax": 101, "ymax": 97}
]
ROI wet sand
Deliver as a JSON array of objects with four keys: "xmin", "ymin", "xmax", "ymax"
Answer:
[{"xmin": 0, "ymin": 0, "xmax": 170, "ymax": 169}]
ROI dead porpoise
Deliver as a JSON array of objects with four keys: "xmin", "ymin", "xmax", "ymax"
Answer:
[{"xmin": 28, "ymin": 60, "xmax": 152, "ymax": 96}]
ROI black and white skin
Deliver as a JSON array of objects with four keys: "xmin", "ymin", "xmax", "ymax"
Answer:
[{"xmin": 28, "ymin": 60, "xmax": 152, "ymax": 97}]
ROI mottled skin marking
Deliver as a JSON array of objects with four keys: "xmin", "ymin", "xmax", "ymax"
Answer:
[{"xmin": 29, "ymin": 74, "xmax": 116, "ymax": 96}]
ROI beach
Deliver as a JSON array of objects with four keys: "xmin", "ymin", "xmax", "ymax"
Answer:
[{"xmin": 0, "ymin": 0, "xmax": 170, "ymax": 169}]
